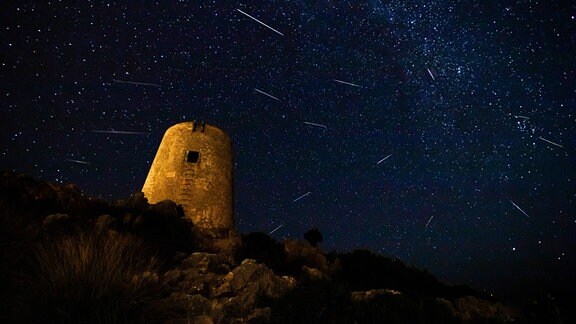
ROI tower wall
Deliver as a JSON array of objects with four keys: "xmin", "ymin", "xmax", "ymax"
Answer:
[{"xmin": 142, "ymin": 122, "xmax": 234, "ymax": 231}]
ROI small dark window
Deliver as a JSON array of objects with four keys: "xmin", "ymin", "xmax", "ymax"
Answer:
[{"xmin": 187, "ymin": 151, "xmax": 199, "ymax": 163}]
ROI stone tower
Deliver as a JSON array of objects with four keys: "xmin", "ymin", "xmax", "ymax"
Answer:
[{"xmin": 142, "ymin": 121, "xmax": 234, "ymax": 232}]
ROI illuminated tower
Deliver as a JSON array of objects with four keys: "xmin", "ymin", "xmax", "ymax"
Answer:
[{"xmin": 142, "ymin": 121, "xmax": 234, "ymax": 232}]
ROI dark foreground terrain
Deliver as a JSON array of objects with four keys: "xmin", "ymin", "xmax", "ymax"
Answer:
[{"xmin": 0, "ymin": 171, "xmax": 567, "ymax": 323}]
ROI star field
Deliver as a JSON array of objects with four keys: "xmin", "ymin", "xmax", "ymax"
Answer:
[{"xmin": 1, "ymin": 1, "xmax": 575, "ymax": 298}]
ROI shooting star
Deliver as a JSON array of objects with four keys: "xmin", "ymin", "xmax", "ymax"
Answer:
[
  {"xmin": 65, "ymin": 159, "xmax": 91, "ymax": 165},
  {"xmin": 236, "ymin": 9, "xmax": 284, "ymax": 36},
  {"xmin": 112, "ymin": 79, "xmax": 161, "ymax": 88},
  {"xmin": 538, "ymin": 136, "xmax": 563, "ymax": 148},
  {"xmin": 424, "ymin": 215, "xmax": 434, "ymax": 229},
  {"xmin": 304, "ymin": 121, "xmax": 328, "ymax": 130},
  {"xmin": 292, "ymin": 191, "xmax": 311, "ymax": 203},
  {"xmin": 377, "ymin": 154, "xmax": 393, "ymax": 165},
  {"xmin": 91, "ymin": 129, "xmax": 149, "ymax": 135},
  {"xmin": 254, "ymin": 88, "xmax": 280, "ymax": 101},
  {"xmin": 514, "ymin": 115, "xmax": 530, "ymax": 120},
  {"xmin": 426, "ymin": 67, "xmax": 436, "ymax": 81},
  {"xmin": 269, "ymin": 224, "xmax": 284, "ymax": 235},
  {"xmin": 333, "ymin": 79, "xmax": 363, "ymax": 88},
  {"xmin": 509, "ymin": 200, "xmax": 530, "ymax": 218}
]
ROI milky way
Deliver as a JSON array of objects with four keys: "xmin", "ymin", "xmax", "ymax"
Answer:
[{"xmin": 1, "ymin": 1, "xmax": 574, "ymax": 297}]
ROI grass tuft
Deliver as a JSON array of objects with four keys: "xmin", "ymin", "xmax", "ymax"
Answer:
[{"xmin": 20, "ymin": 230, "xmax": 166, "ymax": 323}]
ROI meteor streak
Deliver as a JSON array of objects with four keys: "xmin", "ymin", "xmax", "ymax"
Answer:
[
  {"xmin": 377, "ymin": 154, "xmax": 392, "ymax": 165},
  {"xmin": 333, "ymin": 79, "xmax": 363, "ymax": 88},
  {"xmin": 509, "ymin": 200, "xmax": 530, "ymax": 218},
  {"xmin": 292, "ymin": 192, "xmax": 311, "ymax": 203},
  {"xmin": 538, "ymin": 136, "xmax": 563, "ymax": 148},
  {"xmin": 65, "ymin": 159, "xmax": 91, "ymax": 165},
  {"xmin": 113, "ymin": 79, "xmax": 161, "ymax": 87},
  {"xmin": 425, "ymin": 215, "xmax": 434, "ymax": 229},
  {"xmin": 236, "ymin": 9, "xmax": 284, "ymax": 36},
  {"xmin": 303, "ymin": 121, "xmax": 327, "ymax": 130},
  {"xmin": 254, "ymin": 88, "xmax": 280, "ymax": 101},
  {"xmin": 426, "ymin": 67, "xmax": 436, "ymax": 81},
  {"xmin": 269, "ymin": 224, "xmax": 284, "ymax": 235}
]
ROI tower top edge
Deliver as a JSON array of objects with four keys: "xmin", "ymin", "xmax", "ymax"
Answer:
[{"xmin": 166, "ymin": 121, "xmax": 229, "ymax": 137}]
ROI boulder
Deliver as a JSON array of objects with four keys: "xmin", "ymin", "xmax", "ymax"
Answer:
[
  {"xmin": 301, "ymin": 265, "xmax": 328, "ymax": 283},
  {"xmin": 218, "ymin": 259, "xmax": 296, "ymax": 316},
  {"xmin": 42, "ymin": 213, "xmax": 69, "ymax": 226},
  {"xmin": 229, "ymin": 259, "xmax": 296, "ymax": 298},
  {"xmin": 454, "ymin": 295, "xmax": 513, "ymax": 322},
  {"xmin": 350, "ymin": 289, "xmax": 402, "ymax": 302}
]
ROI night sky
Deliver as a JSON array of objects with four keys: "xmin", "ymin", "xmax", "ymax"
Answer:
[{"xmin": 1, "ymin": 1, "xmax": 575, "ymax": 298}]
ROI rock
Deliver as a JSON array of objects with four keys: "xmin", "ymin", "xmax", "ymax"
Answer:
[
  {"xmin": 193, "ymin": 228, "xmax": 242, "ymax": 255},
  {"xmin": 125, "ymin": 192, "xmax": 148, "ymax": 210},
  {"xmin": 210, "ymin": 299, "xmax": 226, "ymax": 322},
  {"xmin": 225, "ymin": 259, "xmax": 296, "ymax": 314},
  {"xmin": 351, "ymin": 289, "xmax": 402, "ymax": 302},
  {"xmin": 246, "ymin": 307, "xmax": 272, "ymax": 323},
  {"xmin": 149, "ymin": 199, "xmax": 180, "ymax": 218},
  {"xmin": 166, "ymin": 259, "xmax": 295, "ymax": 319},
  {"xmin": 211, "ymin": 230, "xmax": 242, "ymax": 255},
  {"xmin": 184, "ymin": 294, "xmax": 212, "ymax": 316},
  {"xmin": 176, "ymin": 256, "xmax": 226, "ymax": 297},
  {"xmin": 301, "ymin": 265, "xmax": 328, "ymax": 283},
  {"xmin": 454, "ymin": 295, "xmax": 512, "ymax": 322},
  {"xmin": 191, "ymin": 315, "xmax": 213, "ymax": 324},
  {"xmin": 180, "ymin": 273, "xmax": 210, "ymax": 296},
  {"xmin": 211, "ymin": 282, "xmax": 232, "ymax": 298},
  {"xmin": 435, "ymin": 297, "xmax": 458, "ymax": 315},
  {"xmin": 181, "ymin": 252, "xmax": 220, "ymax": 273},
  {"xmin": 42, "ymin": 213, "xmax": 69, "ymax": 226},
  {"xmin": 158, "ymin": 292, "xmax": 199, "ymax": 318},
  {"xmin": 223, "ymin": 271, "xmax": 234, "ymax": 282}
]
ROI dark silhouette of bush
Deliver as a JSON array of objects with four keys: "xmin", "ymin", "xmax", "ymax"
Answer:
[
  {"xmin": 336, "ymin": 249, "xmax": 448, "ymax": 297},
  {"xmin": 271, "ymin": 280, "xmax": 460, "ymax": 324},
  {"xmin": 236, "ymin": 232, "xmax": 286, "ymax": 272},
  {"xmin": 271, "ymin": 281, "xmax": 351, "ymax": 323},
  {"xmin": 304, "ymin": 228, "xmax": 323, "ymax": 247}
]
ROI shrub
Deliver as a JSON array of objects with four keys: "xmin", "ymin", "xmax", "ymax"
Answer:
[
  {"xmin": 236, "ymin": 232, "xmax": 286, "ymax": 272},
  {"xmin": 304, "ymin": 228, "xmax": 323, "ymax": 247},
  {"xmin": 19, "ymin": 230, "xmax": 166, "ymax": 323}
]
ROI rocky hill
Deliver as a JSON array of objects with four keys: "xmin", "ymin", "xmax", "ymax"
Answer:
[{"xmin": 0, "ymin": 171, "xmax": 561, "ymax": 323}]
